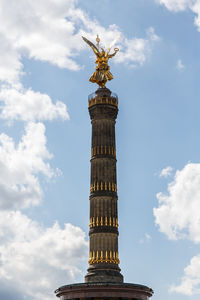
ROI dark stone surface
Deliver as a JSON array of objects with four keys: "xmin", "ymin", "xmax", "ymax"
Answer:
[
  {"xmin": 85, "ymin": 266, "xmax": 123, "ymax": 283},
  {"xmin": 87, "ymin": 89, "xmax": 122, "ymax": 283},
  {"xmin": 55, "ymin": 88, "xmax": 154, "ymax": 299},
  {"xmin": 89, "ymin": 226, "xmax": 119, "ymax": 235},
  {"xmin": 95, "ymin": 87, "xmax": 111, "ymax": 97},
  {"xmin": 55, "ymin": 282, "xmax": 153, "ymax": 300},
  {"xmin": 89, "ymin": 105, "xmax": 118, "ymax": 120}
]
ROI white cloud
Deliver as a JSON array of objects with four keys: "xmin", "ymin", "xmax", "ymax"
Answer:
[
  {"xmin": 0, "ymin": 34, "xmax": 23, "ymax": 85},
  {"xmin": 139, "ymin": 233, "xmax": 152, "ymax": 244},
  {"xmin": 157, "ymin": 0, "xmax": 200, "ymax": 31},
  {"xmin": 0, "ymin": 0, "xmax": 159, "ymax": 86},
  {"xmin": 155, "ymin": 163, "xmax": 200, "ymax": 295},
  {"xmin": 116, "ymin": 37, "xmax": 148, "ymax": 66},
  {"xmin": 116, "ymin": 27, "xmax": 159, "ymax": 67},
  {"xmin": 0, "ymin": 87, "xmax": 69, "ymax": 121},
  {"xmin": 0, "ymin": 0, "xmax": 82, "ymax": 74},
  {"xmin": 192, "ymin": 1, "xmax": 200, "ymax": 31},
  {"xmin": 176, "ymin": 59, "xmax": 185, "ymax": 70},
  {"xmin": 0, "ymin": 2, "xmax": 159, "ymax": 298},
  {"xmin": 160, "ymin": 166, "xmax": 173, "ymax": 177},
  {"xmin": 147, "ymin": 26, "xmax": 160, "ymax": 41},
  {"xmin": 0, "ymin": 0, "xmax": 159, "ymax": 121},
  {"xmin": 154, "ymin": 163, "xmax": 200, "ymax": 243},
  {"xmin": 157, "ymin": 0, "xmax": 195, "ymax": 11},
  {"xmin": 0, "ymin": 0, "xmax": 78, "ymax": 121},
  {"xmin": 0, "ymin": 122, "xmax": 55, "ymax": 210},
  {"xmin": 170, "ymin": 254, "xmax": 200, "ymax": 295},
  {"xmin": 0, "ymin": 210, "xmax": 88, "ymax": 300}
]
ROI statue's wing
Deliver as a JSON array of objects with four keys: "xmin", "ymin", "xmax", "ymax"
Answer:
[{"xmin": 82, "ymin": 36, "xmax": 99, "ymax": 55}]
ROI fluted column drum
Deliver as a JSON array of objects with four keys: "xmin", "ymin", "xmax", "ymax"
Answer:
[{"xmin": 85, "ymin": 87, "xmax": 123, "ymax": 283}]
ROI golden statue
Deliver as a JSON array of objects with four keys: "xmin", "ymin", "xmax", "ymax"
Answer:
[{"xmin": 82, "ymin": 35, "xmax": 119, "ymax": 88}]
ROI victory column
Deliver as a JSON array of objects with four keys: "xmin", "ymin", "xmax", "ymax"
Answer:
[{"xmin": 55, "ymin": 35, "xmax": 153, "ymax": 300}]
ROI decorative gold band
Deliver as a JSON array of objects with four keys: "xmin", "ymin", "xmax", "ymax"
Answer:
[
  {"xmin": 88, "ymin": 97, "xmax": 118, "ymax": 108},
  {"xmin": 89, "ymin": 250, "xmax": 120, "ymax": 265},
  {"xmin": 91, "ymin": 146, "xmax": 116, "ymax": 157},
  {"xmin": 90, "ymin": 182, "xmax": 117, "ymax": 193},
  {"xmin": 89, "ymin": 216, "xmax": 118, "ymax": 228}
]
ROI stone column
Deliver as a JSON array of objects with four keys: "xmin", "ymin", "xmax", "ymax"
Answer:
[
  {"xmin": 85, "ymin": 87, "xmax": 123, "ymax": 283},
  {"xmin": 55, "ymin": 88, "xmax": 154, "ymax": 300}
]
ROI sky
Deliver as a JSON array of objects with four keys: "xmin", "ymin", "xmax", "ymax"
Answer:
[{"xmin": 1, "ymin": 0, "xmax": 200, "ymax": 299}]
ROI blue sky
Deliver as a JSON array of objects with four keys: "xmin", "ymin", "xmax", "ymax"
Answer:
[{"xmin": 1, "ymin": 0, "xmax": 200, "ymax": 299}]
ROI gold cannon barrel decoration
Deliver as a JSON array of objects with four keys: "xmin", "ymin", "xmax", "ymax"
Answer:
[
  {"xmin": 89, "ymin": 216, "xmax": 118, "ymax": 228},
  {"xmin": 89, "ymin": 250, "xmax": 120, "ymax": 265},
  {"xmin": 90, "ymin": 182, "xmax": 117, "ymax": 193}
]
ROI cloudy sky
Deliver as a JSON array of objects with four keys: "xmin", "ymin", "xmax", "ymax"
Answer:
[{"xmin": 1, "ymin": 0, "xmax": 200, "ymax": 299}]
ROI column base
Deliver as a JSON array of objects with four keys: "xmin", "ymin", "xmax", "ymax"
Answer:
[
  {"xmin": 85, "ymin": 264, "xmax": 123, "ymax": 283},
  {"xmin": 55, "ymin": 282, "xmax": 153, "ymax": 300}
]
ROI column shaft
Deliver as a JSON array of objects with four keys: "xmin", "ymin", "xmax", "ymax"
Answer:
[{"xmin": 85, "ymin": 87, "xmax": 123, "ymax": 283}]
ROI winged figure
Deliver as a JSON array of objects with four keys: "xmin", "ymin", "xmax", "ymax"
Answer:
[{"xmin": 82, "ymin": 35, "xmax": 119, "ymax": 88}]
